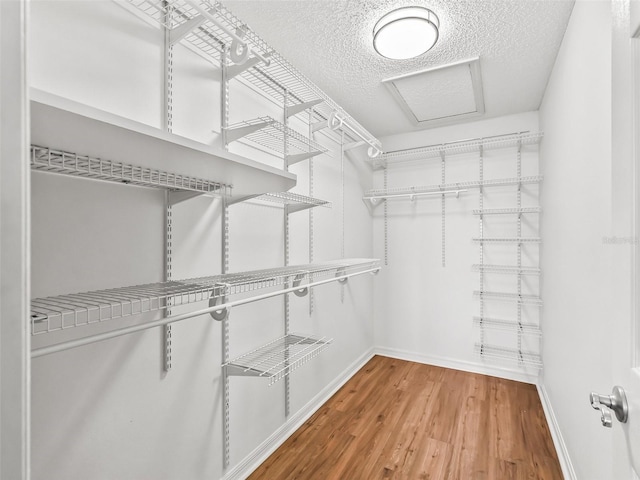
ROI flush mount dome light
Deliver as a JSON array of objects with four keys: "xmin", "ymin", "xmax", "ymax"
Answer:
[{"xmin": 373, "ymin": 6, "xmax": 440, "ymax": 60}]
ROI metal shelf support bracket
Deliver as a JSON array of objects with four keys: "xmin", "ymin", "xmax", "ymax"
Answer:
[
  {"xmin": 225, "ymin": 119, "xmax": 273, "ymax": 143},
  {"xmin": 286, "ymin": 151, "xmax": 324, "ymax": 165},
  {"xmin": 285, "ymin": 99, "xmax": 323, "ymax": 118}
]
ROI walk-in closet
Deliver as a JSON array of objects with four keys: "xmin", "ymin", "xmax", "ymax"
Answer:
[{"xmin": 1, "ymin": 0, "xmax": 639, "ymax": 479}]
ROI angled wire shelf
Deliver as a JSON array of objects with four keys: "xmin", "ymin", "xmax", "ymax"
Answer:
[
  {"xmin": 475, "ymin": 344, "xmax": 542, "ymax": 368},
  {"xmin": 473, "ymin": 317, "xmax": 541, "ymax": 336},
  {"xmin": 256, "ymin": 192, "xmax": 331, "ymax": 213},
  {"xmin": 225, "ymin": 117, "xmax": 327, "ymax": 163},
  {"xmin": 472, "ymin": 237, "xmax": 541, "ymax": 244},
  {"xmin": 224, "ymin": 333, "xmax": 332, "ymax": 386},
  {"xmin": 31, "ymin": 145, "xmax": 232, "ymax": 196},
  {"xmin": 124, "ymin": 0, "xmax": 381, "ymax": 151},
  {"xmin": 472, "ymin": 207, "xmax": 542, "ymax": 215},
  {"xmin": 30, "ymin": 258, "xmax": 380, "ymax": 335},
  {"xmin": 363, "ymin": 176, "xmax": 543, "ymax": 203},
  {"xmin": 375, "ymin": 131, "xmax": 542, "ymax": 168},
  {"xmin": 473, "ymin": 291, "xmax": 543, "ymax": 306},
  {"xmin": 472, "ymin": 264, "xmax": 541, "ymax": 275}
]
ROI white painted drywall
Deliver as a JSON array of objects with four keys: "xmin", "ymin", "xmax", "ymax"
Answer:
[
  {"xmin": 373, "ymin": 111, "xmax": 541, "ymax": 383},
  {"xmin": 538, "ymin": 1, "xmax": 613, "ymax": 479},
  {"xmin": 28, "ymin": 2, "xmax": 374, "ymax": 479}
]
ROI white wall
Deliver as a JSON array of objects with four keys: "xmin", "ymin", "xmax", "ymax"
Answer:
[
  {"xmin": 373, "ymin": 112, "xmax": 542, "ymax": 383},
  {"xmin": 28, "ymin": 2, "xmax": 374, "ymax": 479},
  {"xmin": 538, "ymin": 1, "xmax": 613, "ymax": 479}
]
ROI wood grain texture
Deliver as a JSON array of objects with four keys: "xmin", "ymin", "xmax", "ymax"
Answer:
[{"xmin": 248, "ymin": 356, "xmax": 563, "ymax": 480}]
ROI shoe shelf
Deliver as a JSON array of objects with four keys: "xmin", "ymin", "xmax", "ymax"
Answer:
[{"xmin": 224, "ymin": 333, "xmax": 332, "ymax": 386}]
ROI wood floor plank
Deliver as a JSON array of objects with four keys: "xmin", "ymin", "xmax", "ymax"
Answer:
[{"xmin": 248, "ymin": 356, "xmax": 563, "ymax": 480}]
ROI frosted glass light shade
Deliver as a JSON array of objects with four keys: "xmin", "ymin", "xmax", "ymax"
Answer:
[{"xmin": 373, "ymin": 7, "xmax": 440, "ymax": 60}]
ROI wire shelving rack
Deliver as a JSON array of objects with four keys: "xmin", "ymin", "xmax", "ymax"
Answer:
[
  {"xmin": 473, "ymin": 317, "xmax": 541, "ymax": 336},
  {"xmin": 253, "ymin": 192, "xmax": 331, "ymax": 213},
  {"xmin": 31, "ymin": 145, "xmax": 232, "ymax": 196},
  {"xmin": 473, "ymin": 291, "xmax": 543, "ymax": 306},
  {"xmin": 472, "ymin": 207, "xmax": 542, "ymax": 215},
  {"xmin": 471, "ymin": 264, "xmax": 541, "ymax": 275},
  {"xmin": 373, "ymin": 131, "xmax": 542, "ymax": 169},
  {"xmin": 124, "ymin": 0, "xmax": 381, "ymax": 153},
  {"xmin": 30, "ymin": 258, "xmax": 379, "ymax": 335},
  {"xmin": 224, "ymin": 333, "xmax": 332, "ymax": 386},
  {"xmin": 472, "ymin": 237, "xmax": 541, "ymax": 244},
  {"xmin": 363, "ymin": 176, "xmax": 543, "ymax": 204},
  {"xmin": 225, "ymin": 116, "xmax": 327, "ymax": 163},
  {"xmin": 474, "ymin": 344, "xmax": 542, "ymax": 368}
]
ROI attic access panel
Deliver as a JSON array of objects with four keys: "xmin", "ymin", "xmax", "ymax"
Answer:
[{"xmin": 382, "ymin": 57, "xmax": 485, "ymax": 127}]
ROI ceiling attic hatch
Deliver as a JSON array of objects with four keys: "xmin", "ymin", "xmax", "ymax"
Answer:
[{"xmin": 382, "ymin": 57, "xmax": 485, "ymax": 127}]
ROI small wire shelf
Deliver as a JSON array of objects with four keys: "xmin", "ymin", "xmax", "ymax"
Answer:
[
  {"xmin": 30, "ymin": 259, "xmax": 379, "ymax": 335},
  {"xmin": 474, "ymin": 344, "xmax": 542, "ymax": 368},
  {"xmin": 31, "ymin": 145, "xmax": 232, "ymax": 196},
  {"xmin": 256, "ymin": 192, "xmax": 331, "ymax": 213},
  {"xmin": 473, "ymin": 317, "xmax": 541, "ymax": 336},
  {"xmin": 375, "ymin": 131, "xmax": 542, "ymax": 167},
  {"xmin": 224, "ymin": 333, "xmax": 331, "ymax": 386},
  {"xmin": 472, "ymin": 264, "xmax": 541, "ymax": 275},
  {"xmin": 124, "ymin": 0, "xmax": 381, "ymax": 150},
  {"xmin": 363, "ymin": 176, "xmax": 543, "ymax": 200},
  {"xmin": 472, "ymin": 207, "xmax": 541, "ymax": 215},
  {"xmin": 472, "ymin": 237, "xmax": 541, "ymax": 244},
  {"xmin": 473, "ymin": 291, "xmax": 543, "ymax": 306},
  {"xmin": 225, "ymin": 117, "xmax": 327, "ymax": 160}
]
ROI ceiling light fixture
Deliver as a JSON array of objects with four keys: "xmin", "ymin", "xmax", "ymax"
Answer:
[{"xmin": 373, "ymin": 6, "xmax": 440, "ymax": 60}]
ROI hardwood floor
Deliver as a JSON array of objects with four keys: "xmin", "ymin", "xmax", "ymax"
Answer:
[{"xmin": 248, "ymin": 355, "xmax": 563, "ymax": 480}]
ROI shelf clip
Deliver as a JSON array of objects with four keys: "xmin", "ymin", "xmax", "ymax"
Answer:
[
  {"xmin": 209, "ymin": 283, "xmax": 231, "ymax": 321},
  {"xmin": 336, "ymin": 267, "xmax": 348, "ymax": 284},
  {"xmin": 292, "ymin": 272, "xmax": 309, "ymax": 297}
]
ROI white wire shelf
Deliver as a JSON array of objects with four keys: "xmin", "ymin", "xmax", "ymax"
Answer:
[
  {"xmin": 472, "ymin": 237, "xmax": 541, "ymax": 244},
  {"xmin": 30, "ymin": 259, "xmax": 379, "ymax": 335},
  {"xmin": 474, "ymin": 344, "xmax": 542, "ymax": 368},
  {"xmin": 255, "ymin": 192, "xmax": 331, "ymax": 213},
  {"xmin": 31, "ymin": 89, "xmax": 296, "ymax": 198},
  {"xmin": 472, "ymin": 264, "xmax": 541, "ymax": 275},
  {"xmin": 31, "ymin": 145, "xmax": 232, "ymax": 196},
  {"xmin": 124, "ymin": 0, "xmax": 381, "ymax": 152},
  {"xmin": 226, "ymin": 117, "xmax": 328, "ymax": 164},
  {"xmin": 473, "ymin": 317, "xmax": 541, "ymax": 336},
  {"xmin": 363, "ymin": 176, "xmax": 543, "ymax": 203},
  {"xmin": 374, "ymin": 131, "xmax": 542, "ymax": 168},
  {"xmin": 472, "ymin": 207, "xmax": 541, "ymax": 215},
  {"xmin": 224, "ymin": 333, "xmax": 331, "ymax": 386},
  {"xmin": 473, "ymin": 291, "xmax": 543, "ymax": 306}
]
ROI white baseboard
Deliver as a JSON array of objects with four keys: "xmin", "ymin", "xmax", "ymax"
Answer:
[
  {"xmin": 536, "ymin": 383, "xmax": 577, "ymax": 480},
  {"xmin": 222, "ymin": 347, "xmax": 376, "ymax": 480},
  {"xmin": 374, "ymin": 346, "xmax": 539, "ymax": 385}
]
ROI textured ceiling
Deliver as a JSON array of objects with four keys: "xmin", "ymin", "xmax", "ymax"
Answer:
[{"xmin": 224, "ymin": 0, "xmax": 575, "ymax": 138}]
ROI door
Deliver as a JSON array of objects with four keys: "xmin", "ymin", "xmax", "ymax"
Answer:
[{"xmin": 609, "ymin": 1, "xmax": 640, "ymax": 479}]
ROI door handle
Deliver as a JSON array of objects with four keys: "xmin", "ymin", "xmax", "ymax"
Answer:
[{"xmin": 590, "ymin": 385, "xmax": 629, "ymax": 427}]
